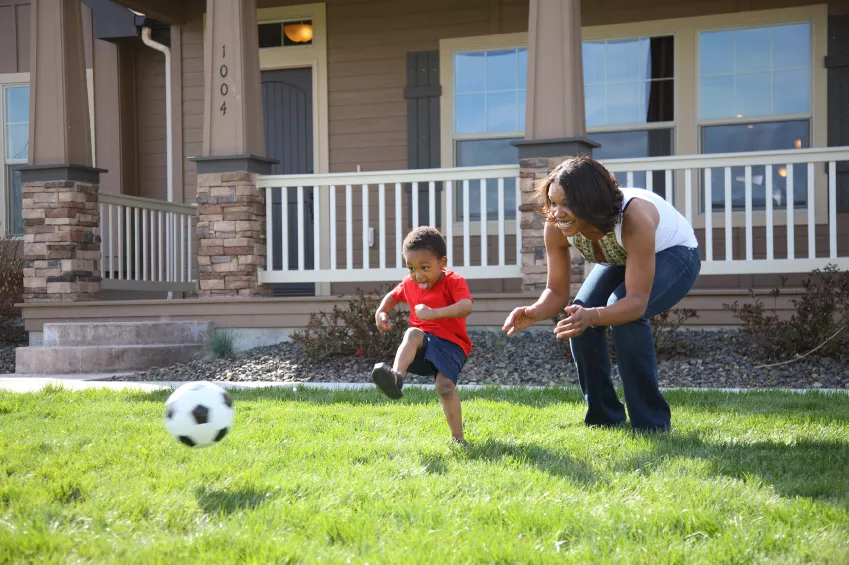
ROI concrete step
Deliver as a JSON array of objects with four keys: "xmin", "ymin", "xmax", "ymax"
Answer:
[
  {"xmin": 16, "ymin": 344, "xmax": 205, "ymax": 375},
  {"xmin": 42, "ymin": 321, "xmax": 214, "ymax": 347}
]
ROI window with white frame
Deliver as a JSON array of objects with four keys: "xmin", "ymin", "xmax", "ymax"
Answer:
[
  {"xmin": 698, "ymin": 22, "xmax": 811, "ymax": 210},
  {"xmin": 452, "ymin": 47, "xmax": 526, "ymax": 220},
  {"xmin": 583, "ymin": 36, "xmax": 675, "ymax": 198},
  {"xmin": 2, "ymin": 83, "xmax": 28, "ymax": 236},
  {"xmin": 450, "ymin": 36, "xmax": 675, "ymax": 219}
]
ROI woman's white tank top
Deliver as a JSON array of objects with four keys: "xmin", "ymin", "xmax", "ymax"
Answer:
[
  {"xmin": 566, "ymin": 187, "xmax": 698, "ymax": 266},
  {"xmin": 616, "ymin": 187, "xmax": 698, "ymax": 252}
]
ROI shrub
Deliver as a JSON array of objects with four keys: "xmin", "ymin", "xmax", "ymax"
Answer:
[
  {"xmin": 290, "ymin": 285, "xmax": 408, "ymax": 361},
  {"xmin": 553, "ymin": 306, "xmax": 699, "ymax": 362},
  {"xmin": 724, "ymin": 264, "xmax": 849, "ymax": 362},
  {"xmin": 0, "ymin": 231, "xmax": 25, "ymax": 344},
  {"xmin": 206, "ymin": 329, "xmax": 237, "ymax": 360}
]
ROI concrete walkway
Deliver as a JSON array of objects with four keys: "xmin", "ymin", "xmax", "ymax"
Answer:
[{"xmin": 0, "ymin": 374, "xmax": 847, "ymax": 394}]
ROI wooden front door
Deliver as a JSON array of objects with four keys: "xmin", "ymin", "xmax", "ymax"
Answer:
[{"xmin": 261, "ymin": 68, "xmax": 315, "ymax": 296}]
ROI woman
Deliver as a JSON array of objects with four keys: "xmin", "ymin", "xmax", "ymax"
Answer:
[{"xmin": 502, "ymin": 156, "xmax": 701, "ymax": 432}]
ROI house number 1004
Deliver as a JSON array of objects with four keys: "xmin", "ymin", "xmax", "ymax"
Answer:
[{"xmin": 220, "ymin": 45, "xmax": 229, "ymax": 115}]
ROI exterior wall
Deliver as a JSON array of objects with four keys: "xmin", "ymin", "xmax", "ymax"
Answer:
[
  {"xmin": 18, "ymin": 287, "xmax": 805, "ymax": 333},
  {"xmin": 134, "ymin": 40, "xmax": 168, "ymax": 201},
  {"xmin": 0, "ymin": 0, "xmax": 31, "ymax": 74},
  {"xmin": 5, "ymin": 0, "xmax": 848, "ymax": 303},
  {"xmin": 181, "ymin": 17, "xmax": 204, "ymax": 204}
]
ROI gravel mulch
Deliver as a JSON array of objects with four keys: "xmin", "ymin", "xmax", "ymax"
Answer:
[
  {"xmin": 102, "ymin": 329, "xmax": 849, "ymax": 389},
  {"xmin": 0, "ymin": 344, "xmax": 16, "ymax": 375}
]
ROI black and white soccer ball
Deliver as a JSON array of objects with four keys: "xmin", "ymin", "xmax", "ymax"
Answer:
[{"xmin": 165, "ymin": 381, "xmax": 234, "ymax": 448}]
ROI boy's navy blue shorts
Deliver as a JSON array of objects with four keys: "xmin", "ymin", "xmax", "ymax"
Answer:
[{"xmin": 407, "ymin": 333, "xmax": 468, "ymax": 384}]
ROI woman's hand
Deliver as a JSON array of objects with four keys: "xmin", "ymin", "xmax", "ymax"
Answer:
[
  {"xmin": 375, "ymin": 311, "xmax": 392, "ymax": 333},
  {"xmin": 554, "ymin": 304, "xmax": 599, "ymax": 340},
  {"xmin": 414, "ymin": 304, "xmax": 435, "ymax": 321},
  {"xmin": 502, "ymin": 307, "xmax": 537, "ymax": 337}
]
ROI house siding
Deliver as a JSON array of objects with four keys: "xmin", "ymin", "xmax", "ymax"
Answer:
[
  {"xmin": 0, "ymin": 0, "xmax": 31, "ymax": 74},
  {"xmin": 5, "ymin": 0, "xmax": 848, "ymax": 301}
]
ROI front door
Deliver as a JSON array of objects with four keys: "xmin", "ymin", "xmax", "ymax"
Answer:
[{"xmin": 261, "ymin": 68, "xmax": 315, "ymax": 296}]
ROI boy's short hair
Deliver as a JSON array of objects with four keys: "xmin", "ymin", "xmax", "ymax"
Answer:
[{"xmin": 403, "ymin": 226, "xmax": 447, "ymax": 259}]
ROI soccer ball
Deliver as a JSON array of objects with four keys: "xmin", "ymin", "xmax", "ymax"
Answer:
[{"xmin": 165, "ymin": 381, "xmax": 234, "ymax": 448}]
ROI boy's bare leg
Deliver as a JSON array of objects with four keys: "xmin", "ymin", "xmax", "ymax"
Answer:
[
  {"xmin": 373, "ymin": 328, "xmax": 424, "ymax": 399},
  {"xmin": 435, "ymin": 373, "xmax": 464, "ymax": 441},
  {"xmin": 393, "ymin": 328, "xmax": 424, "ymax": 374}
]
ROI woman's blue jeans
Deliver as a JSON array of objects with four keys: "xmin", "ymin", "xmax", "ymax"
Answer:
[{"xmin": 570, "ymin": 245, "xmax": 701, "ymax": 431}]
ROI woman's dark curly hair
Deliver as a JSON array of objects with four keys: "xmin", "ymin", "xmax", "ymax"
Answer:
[{"xmin": 534, "ymin": 156, "xmax": 624, "ymax": 234}]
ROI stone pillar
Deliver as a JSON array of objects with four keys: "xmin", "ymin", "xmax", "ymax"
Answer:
[
  {"xmin": 189, "ymin": 0, "xmax": 276, "ymax": 298},
  {"xmin": 21, "ymin": 0, "xmax": 105, "ymax": 302},
  {"xmin": 194, "ymin": 170, "xmax": 272, "ymax": 297},
  {"xmin": 514, "ymin": 0, "xmax": 598, "ymax": 296}
]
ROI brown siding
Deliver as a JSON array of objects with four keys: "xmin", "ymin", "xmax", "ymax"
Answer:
[
  {"xmin": 135, "ymin": 43, "xmax": 167, "ymax": 201},
  {"xmin": 0, "ymin": 0, "xmax": 30, "ymax": 74},
  {"xmin": 181, "ymin": 17, "xmax": 204, "ymax": 202}
]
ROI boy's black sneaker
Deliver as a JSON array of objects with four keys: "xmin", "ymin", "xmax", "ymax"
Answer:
[
  {"xmin": 371, "ymin": 363, "xmax": 404, "ymax": 399},
  {"xmin": 452, "ymin": 437, "xmax": 470, "ymax": 447}
]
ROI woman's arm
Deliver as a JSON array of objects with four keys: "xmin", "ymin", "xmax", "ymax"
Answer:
[
  {"xmin": 526, "ymin": 221, "xmax": 573, "ymax": 321},
  {"xmin": 503, "ymin": 221, "xmax": 573, "ymax": 336},
  {"xmin": 595, "ymin": 199, "xmax": 658, "ymax": 326},
  {"xmin": 553, "ymin": 200, "xmax": 659, "ymax": 340}
]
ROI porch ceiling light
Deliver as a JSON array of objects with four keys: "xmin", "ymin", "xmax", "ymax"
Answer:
[{"xmin": 284, "ymin": 21, "xmax": 313, "ymax": 43}]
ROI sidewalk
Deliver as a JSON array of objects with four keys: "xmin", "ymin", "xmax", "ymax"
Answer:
[{"xmin": 0, "ymin": 374, "xmax": 847, "ymax": 394}]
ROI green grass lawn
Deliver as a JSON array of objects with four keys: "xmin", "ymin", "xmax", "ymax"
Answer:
[{"xmin": 1, "ymin": 386, "xmax": 848, "ymax": 565}]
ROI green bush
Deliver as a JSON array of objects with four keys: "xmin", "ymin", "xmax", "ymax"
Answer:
[
  {"xmin": 206, "ymin": 329, "xmax": 236, "ymax": 360},
  {"xmin": 290, "ymin": 285, "xmax": 408, "ymax": 361},
  {"xmin": 0, "ymin": 231, "xmax": 25, "ymax": 344},
  {"xmin": 724, "ymin": 264, "xmax": 849, "ymax": 361}
]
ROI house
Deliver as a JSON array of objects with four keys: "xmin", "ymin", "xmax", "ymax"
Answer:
[{"xmin": 1, "ymin": 0, "xmax": 848, "ymax": 368}]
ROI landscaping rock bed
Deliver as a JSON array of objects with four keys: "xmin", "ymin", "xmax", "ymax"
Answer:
[
  {"xmin": 0, "ymin": 344, "xmax": 15, "ymax": 375},
  {"xmin": 104, "ymin": 329, "xmax": 849, "ymax": 389}
]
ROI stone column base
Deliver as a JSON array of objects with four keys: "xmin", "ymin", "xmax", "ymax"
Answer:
[
  {"xmin": 518, "ymin": 155, "xmax": 589, "ymax": 297},
  {"xmin": 196, "ymin": 171, "xmax": 272, "ymax": 298},
  {"xmin": 21, "ymin": 179, "xmax": 101, "ymax": 302}
]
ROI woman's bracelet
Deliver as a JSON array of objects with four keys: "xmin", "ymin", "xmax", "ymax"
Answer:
[{"xmin": 591, "ymin": 308, "xmax": 603, "ymax": 327}]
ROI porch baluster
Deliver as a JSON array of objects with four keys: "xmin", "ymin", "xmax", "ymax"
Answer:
[
  {"xmin": 480, "ymin": 178, "xmax": 487, "ymax": 267},
  {"xmin": 724, "ymin": 167, "xmax": 732, "ymax": 261},
  {"xmin": 497, "ymin": 177, "xmax": 505, "ymax": 267},
  {"xmin": 807, "ymin": 163, "xmax": 815, "ymax": 259},
  {"xmin": 786, "ymin": 165, "xmax": 795, "ymax": 260}
]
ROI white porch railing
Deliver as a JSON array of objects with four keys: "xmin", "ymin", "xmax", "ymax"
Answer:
[
  {"xmin": 257, "ymin": 147, "xmax": 849, "ymax": 284},
  {"xmin": 602, "ymin": 147, "xmax": 849, "ymax": 275},
  {"xmin": 257, "ymin": 165, "xmax": 522, "ymax": 284},
  {"xmin": 99, "ymin": 193, "xmax": 197, "ymax": 292}
]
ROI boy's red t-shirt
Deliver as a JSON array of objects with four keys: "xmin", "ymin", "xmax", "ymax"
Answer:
[{"xmin": 391, "ymin": 270, "xmax": 473, "ymax": 356}]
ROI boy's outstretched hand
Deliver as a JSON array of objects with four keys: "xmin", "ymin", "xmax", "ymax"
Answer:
[{"xmin": 375, "ymin": 311, "xmax": 392, "ymax": 333}]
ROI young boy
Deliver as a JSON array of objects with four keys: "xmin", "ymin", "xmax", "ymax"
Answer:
[{"xmin": 371, "ymin": 226, "xmax": 473, "ymax": 444}]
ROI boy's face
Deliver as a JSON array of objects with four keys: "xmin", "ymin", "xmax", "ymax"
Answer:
[{"xmin": 404, "ymin": 249, "xmax": 447, "ymax": 291}]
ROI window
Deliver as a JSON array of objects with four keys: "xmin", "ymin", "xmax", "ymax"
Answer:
[
  {"xmin": 584, "ymin": 36, "xmax": 675, "ymax": 198},
  {"xmin": 698, "ymin": 23, "xmax": 812, "ymax": 210},
  {"xmin": 258, "ymin": 20, "xmax": 314, "ymax": 48},
  {"xmin": 452, "ymin": 48, "xmax": 526, "ymax": 220},
  {"xmin": 3, "ymin": 84, "xmax": 28, "ymax": 236}
]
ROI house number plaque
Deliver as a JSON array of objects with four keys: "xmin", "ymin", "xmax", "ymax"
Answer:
[{"xmin": 220, "ymin": 45, "xmax": 229, "ymax": 115}]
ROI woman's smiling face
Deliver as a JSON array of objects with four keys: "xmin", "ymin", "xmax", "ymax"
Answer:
[{"xmin": 548, "ymin": 183, "xmax": 590, "ymax": 237}]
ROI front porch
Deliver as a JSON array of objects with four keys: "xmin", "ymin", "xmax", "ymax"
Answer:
[{"xmin": 8, "ymin": 0, "xmax": 849, "ymax": 349}]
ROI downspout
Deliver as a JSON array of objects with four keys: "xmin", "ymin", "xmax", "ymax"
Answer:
[
  {"xmin": 140, "ymin": 27, "xmax": 173, "ymax": 204},
  {"xmin": 141, "ymin": 27, "xmax": 175, "ymax": 299}
]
